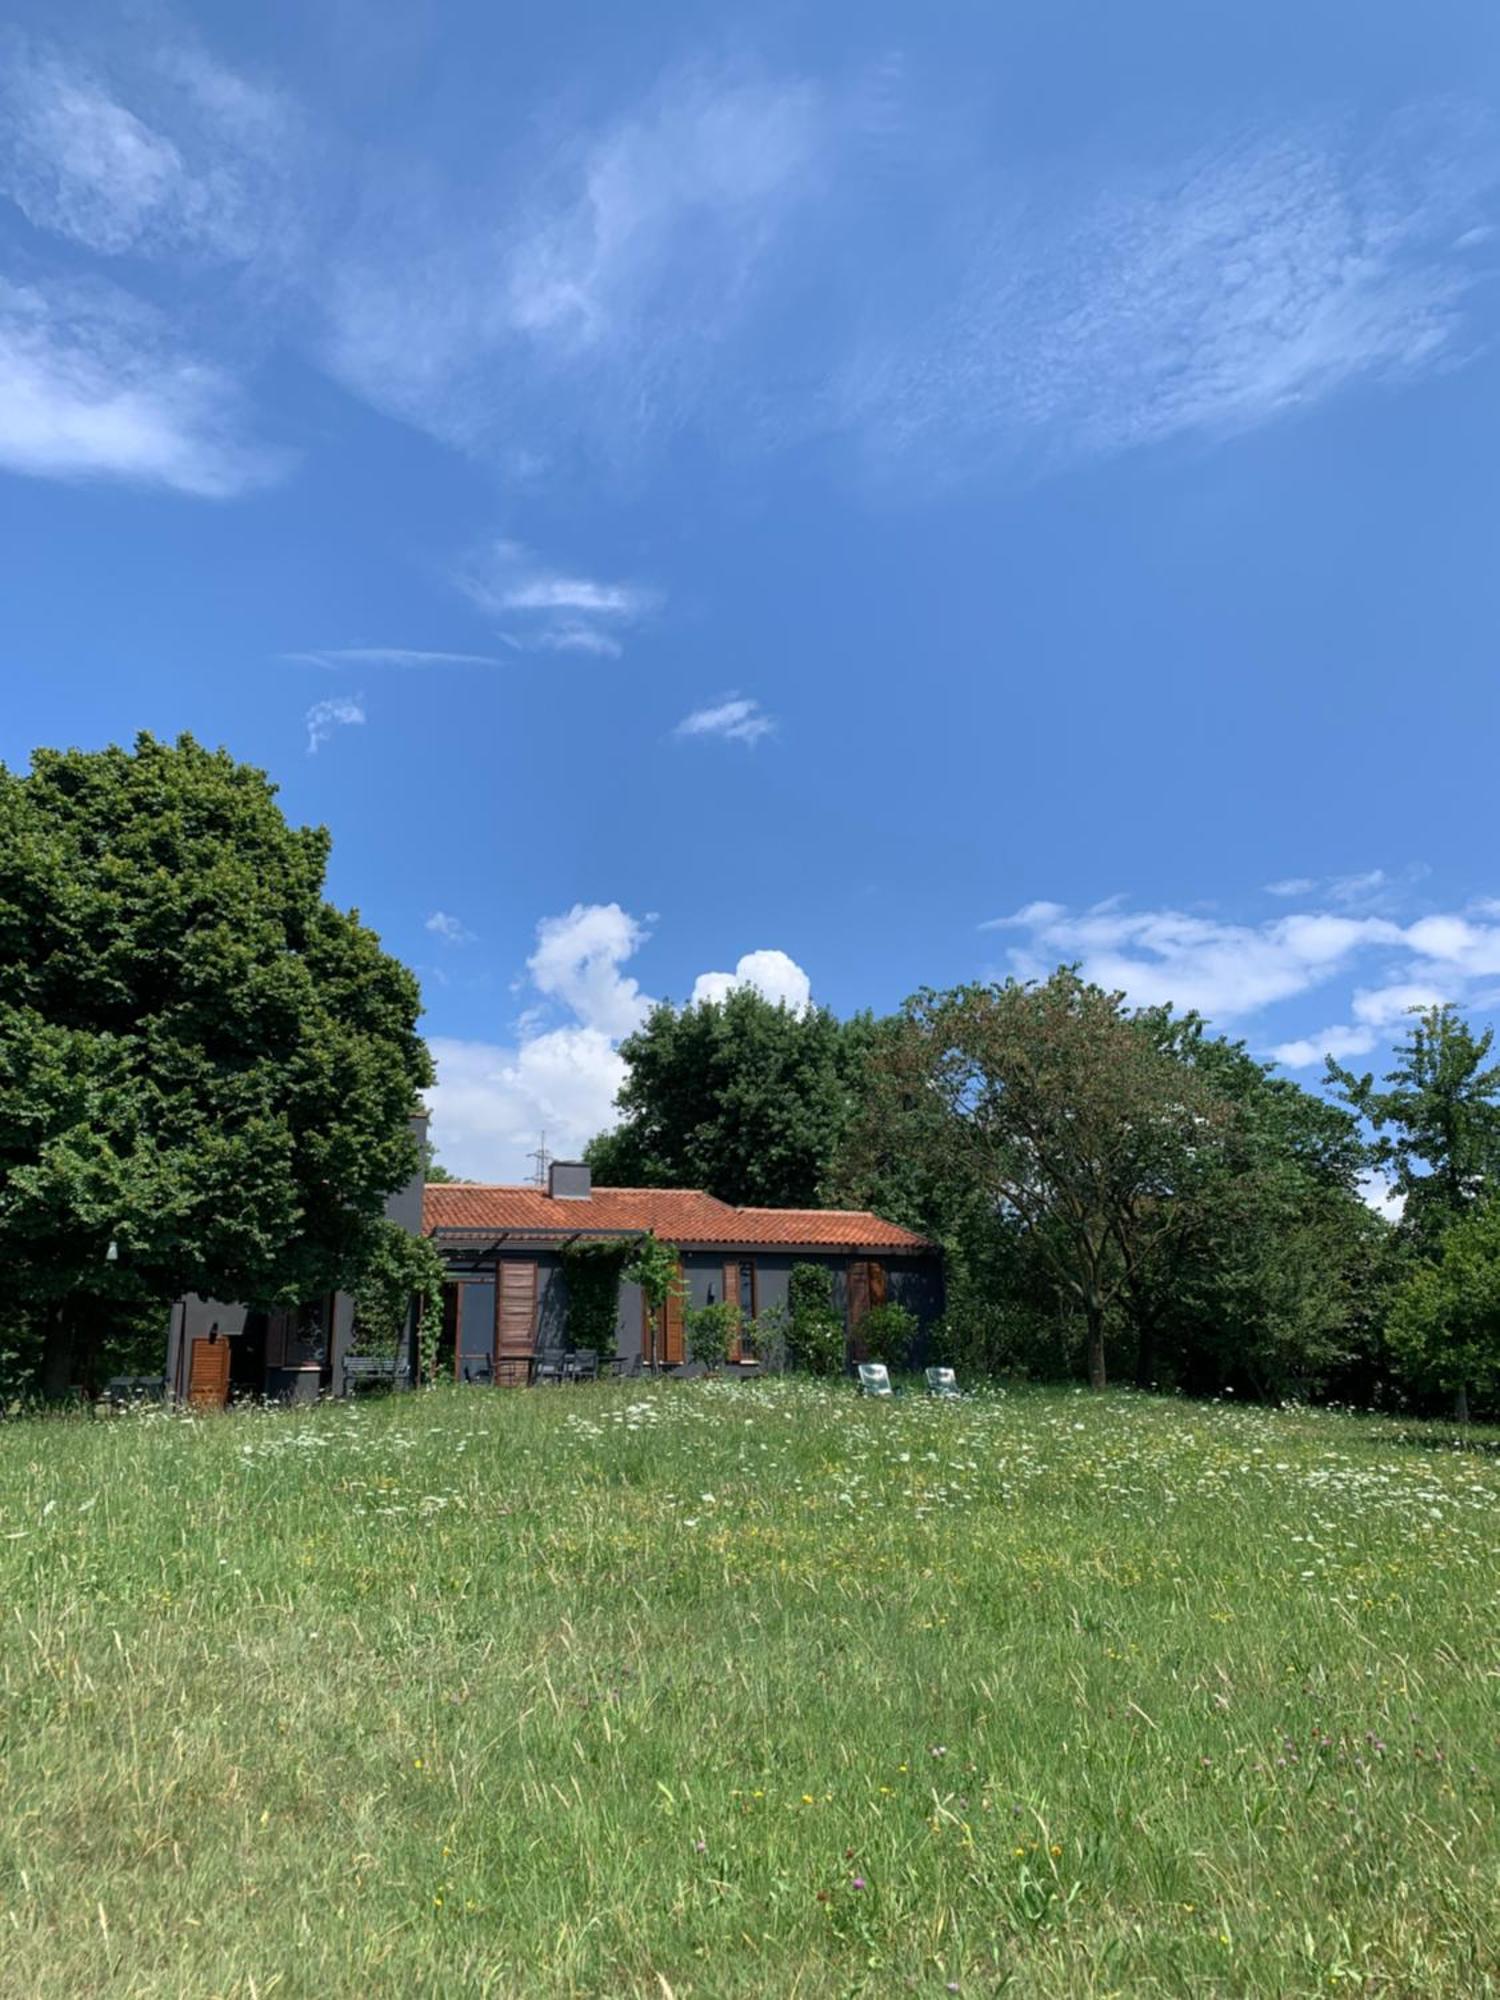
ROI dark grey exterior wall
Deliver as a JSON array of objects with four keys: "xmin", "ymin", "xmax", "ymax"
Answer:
[
  {"xmin": 466, "ymin": 1244, "xmax": 944, "ymax": 1373},
  {"xmin": 677, "ymin": 1250, "xmax": 945, "ymax": 1324}
]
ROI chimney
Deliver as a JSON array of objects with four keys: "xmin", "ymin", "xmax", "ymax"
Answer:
[{"xmin": 548, "ymin": 1161, "xmax": 592, "ymax": 1201}]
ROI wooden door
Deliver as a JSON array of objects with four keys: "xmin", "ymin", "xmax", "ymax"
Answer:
[
  {"xmin": 187, "ymin": 1333, "xmax": 231, "ymax": 1410},
  {"xmin": 496, "ymin": 1261, "xmax": 538, "ymax": 1386}
]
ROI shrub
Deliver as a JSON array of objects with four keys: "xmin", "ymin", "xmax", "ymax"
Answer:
[
  {"xmin": 788, "ymin": 1263, "xmax": 845, "ymax": 1376},
  {"xmin": 353, "ymin": 1222, "xmax": 447, "ymax": 1363},
  {"xmin": 560, "ymin": 1241, "xmax": 629, "ymax": 1358},
  {"xmin": 748, "ymin": 1300, "xmax": 790, "ymax": 1371},
  {"xmin": 685, "ymin": 1300, "xmax": 740, "ymax": 1371},
  {"xmin": 856, "ymin": 1300, "xmax": 918, "ymax": 1369}
]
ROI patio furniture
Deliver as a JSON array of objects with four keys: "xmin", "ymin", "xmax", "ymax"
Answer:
[
  {"xmin": 925, "ymin": 1366, "xmax": 960, "ymax": 1399},
  {"xmin": 857, "ymin": 1362, "xmax": 893, "ymax": 1398},
  {"xmin": 534, "ymin": 1350, "xmax": 565, "ymax": 1386},
  {"xmin": 461, "ymin": 1354, "xmax": 495, "ymax": 1385},
  {"xmin": 344, "ymin": 1354, "xmax": 400, "ymax": 1393},
  {"xmin": 563, "ymin": 1350, "xmax": 599, "ymax": 1383}
]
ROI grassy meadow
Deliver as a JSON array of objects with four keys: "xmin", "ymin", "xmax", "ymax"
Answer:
[{"xmin": 0, "ymin": 1380, "xmax": 1496, "ymax": 1999}]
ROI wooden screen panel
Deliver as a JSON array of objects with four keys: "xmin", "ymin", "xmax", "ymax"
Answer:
[
  {"xmin": 847, "ymin": 1259, "xmax": 886, "ymax": 1364},
  {"xmin": 723, "ymin": 1260, "xmax": 742, "ymax": 1361},
  {"xmin": 639, "ymin": 1261, "xmax": 687, "ymax": 1368},
  {"xmin": 187, "ymin": 1334, "xmax": 231, "ymax": 1410},
  {"xmin": 661, "ymin": 1264, "xmax": 685, "ymax": 1367},
  {"xmin": 496, "ymin": 1261, "xmax": 538, "ymax": 1386}
]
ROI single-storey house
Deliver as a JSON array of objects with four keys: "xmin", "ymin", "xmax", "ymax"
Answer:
[
  {"xmin": 428, "ymin": 1161, "xmax": 942, "ymax": 1383},
  {"xmin": 164, "ymin": 1138, "xmax": 941, "ymax": 1403}
]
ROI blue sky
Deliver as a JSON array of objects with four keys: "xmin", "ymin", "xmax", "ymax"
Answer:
[{"xmin": 3, "ymin": 0, "xmax": 1499, "ymax": 1180}]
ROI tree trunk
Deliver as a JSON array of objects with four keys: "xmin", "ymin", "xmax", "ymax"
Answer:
[
  {"xmin": 1454, "ymin": 1383, "xmax": 1471, "ymax": 1425},
  {"xmin": 1086, "ymin": 1306, "xmax": 1107, "ymax": 1392}
]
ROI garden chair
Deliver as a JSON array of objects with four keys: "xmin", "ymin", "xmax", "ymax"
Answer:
[
  {"xmin": 563, "ymin": 1351, "xmax": 599, "ymax": 1383},
  {"xmin": 857, "ymin": 1362, "xmax": 893, "ymax": 1398},
  {"xmin": 533, "ymin": 1349, "xmax": 565, "ymax": 1386},
  {"xmin": 460, "ymin": 1354, "xmax": 494, "ymax": 1385},
  {"xmin": 925, "ymin": 1366, "xmax": 960, "ymax": 1399}
]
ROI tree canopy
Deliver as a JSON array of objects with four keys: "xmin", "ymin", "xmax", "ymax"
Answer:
[
  {"xmin": 585, "ymin": 985, "xmax": 871, "ymax": 1206},
  {"xmin": 1387, "ymin": 1197, "xmax": 1500, "ymax": 1421},
  {"xmin": 1328, "ymin": 1004, "xmax": 1500, "ymax": 1248},
  {"xmin": 0, "ymin": 734, "xmax": 431, "ymax": 1392},
  {"xmin": 844, "ymin": 970, "xmax": 1228, "ymax": 1390}
]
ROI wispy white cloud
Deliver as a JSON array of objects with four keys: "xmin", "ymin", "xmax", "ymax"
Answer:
[
  {"xmin": 0, "ymin": 31, "xmax": 299, "ymax": 264},
  {"xmin": 985, "ymin": 899, "xmax": 1403, "ymax": 1020},
  {"xmin": 836, "ymin": 108, "xmax": 1498, "ymax": 477},
  {"xmin": 321, "ymin": 65, "xmax": 825, "ymax": 459},
  {"xmin": 426, "ymin": 911, "xmax": 476, "ymax": 946},
  {"xmin": 304, "ymin": 693, "xmax": 365, "ymax": 753},
  {"xmin": 506, "ymin": 625, "xmax": 624, "ymax": 659},
  {"xmin": 691, "ymin": 948, "xmax": 810, "ymax": 1014},
  {"xmin": 989, "ymin": 890, "xmax": 1500, "ymax": 1074},
  {"xmin": 674, "ymin": 694, "xmax": 776, "ymax": 747},
  {"xmin": 0, "ymin": 277, "xmax": 286, "ymax": 495},
  {"xmin": 283, "ymin": 647, "xmax": 504, "ymax": 670},
  {"xmin": 460, "ymin": 538, "xmax": 658, "ymax": 658}
]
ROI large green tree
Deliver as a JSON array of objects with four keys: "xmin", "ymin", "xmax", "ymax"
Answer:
[
  {"xmin": 1386, "ymin": 1197, "xmax": 1500, "ymax": 1421},
  {"xmin": 844, "ymin": 970, "xmax": 1225, "ymax": 1390},
  {"xmin": 0, "ymin": 734, "xmax": 431, "ymax": 1394},
  {"xmin": 585, "ymin": 986, "xmax": 873, "ymax": 1206},
  {"xmin": 1328, "ymin": 1004, "xmax": 1500, "ymax": 1248},
  {"xmin": 1125, "ymin": 1014, "xmax": 1384, "ymax": 1398}
]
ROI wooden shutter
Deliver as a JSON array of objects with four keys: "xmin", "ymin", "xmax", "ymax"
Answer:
[
  {"xmin": 661, "ymin": 1262, "xmax": 685, "ymax": 1367},
  {"xmin": 496, "ymin": 1261, "xmax": 538, "ymax": 1386},
  {"xmin": 187, "ymin": 1334, "xmax": 231, "ymax": 1410}
]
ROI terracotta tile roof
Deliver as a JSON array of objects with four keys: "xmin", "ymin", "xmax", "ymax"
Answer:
[{"xmin": 423, "ymin": 1183, "xmax": 932, "ymax": 1251}]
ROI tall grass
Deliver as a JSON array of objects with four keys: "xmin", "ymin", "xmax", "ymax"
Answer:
[{"xmin": 0, "ymin": 1380, "xmax": 1495, "ymax": 1997}]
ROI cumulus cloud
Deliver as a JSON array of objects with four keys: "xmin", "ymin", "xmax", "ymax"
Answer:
[
  {"xmin": 304, "ymin": 693, "xmax": 365, "ymax": 753},
  {"xmin": 691, "ymin": 948, "xmax": 811, "ymax": 1015},
  {"xmin": 674, "ymin": 694, "xmax": 776, "ymax": 747},
  {"xmin": 426, "ymin": 908, "xmax": 816, "ymax": 1177},
  {"xmin": 426, "ymin": 1026, "xmax": 628, "ymax": 1185},
  {"xmin": 527, "ymin": 902, "xmax": 653, "ymax": 1041},
  {"xmin": 427, "ymin": 902, "xmax": 654, "ymax": 1180}
]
